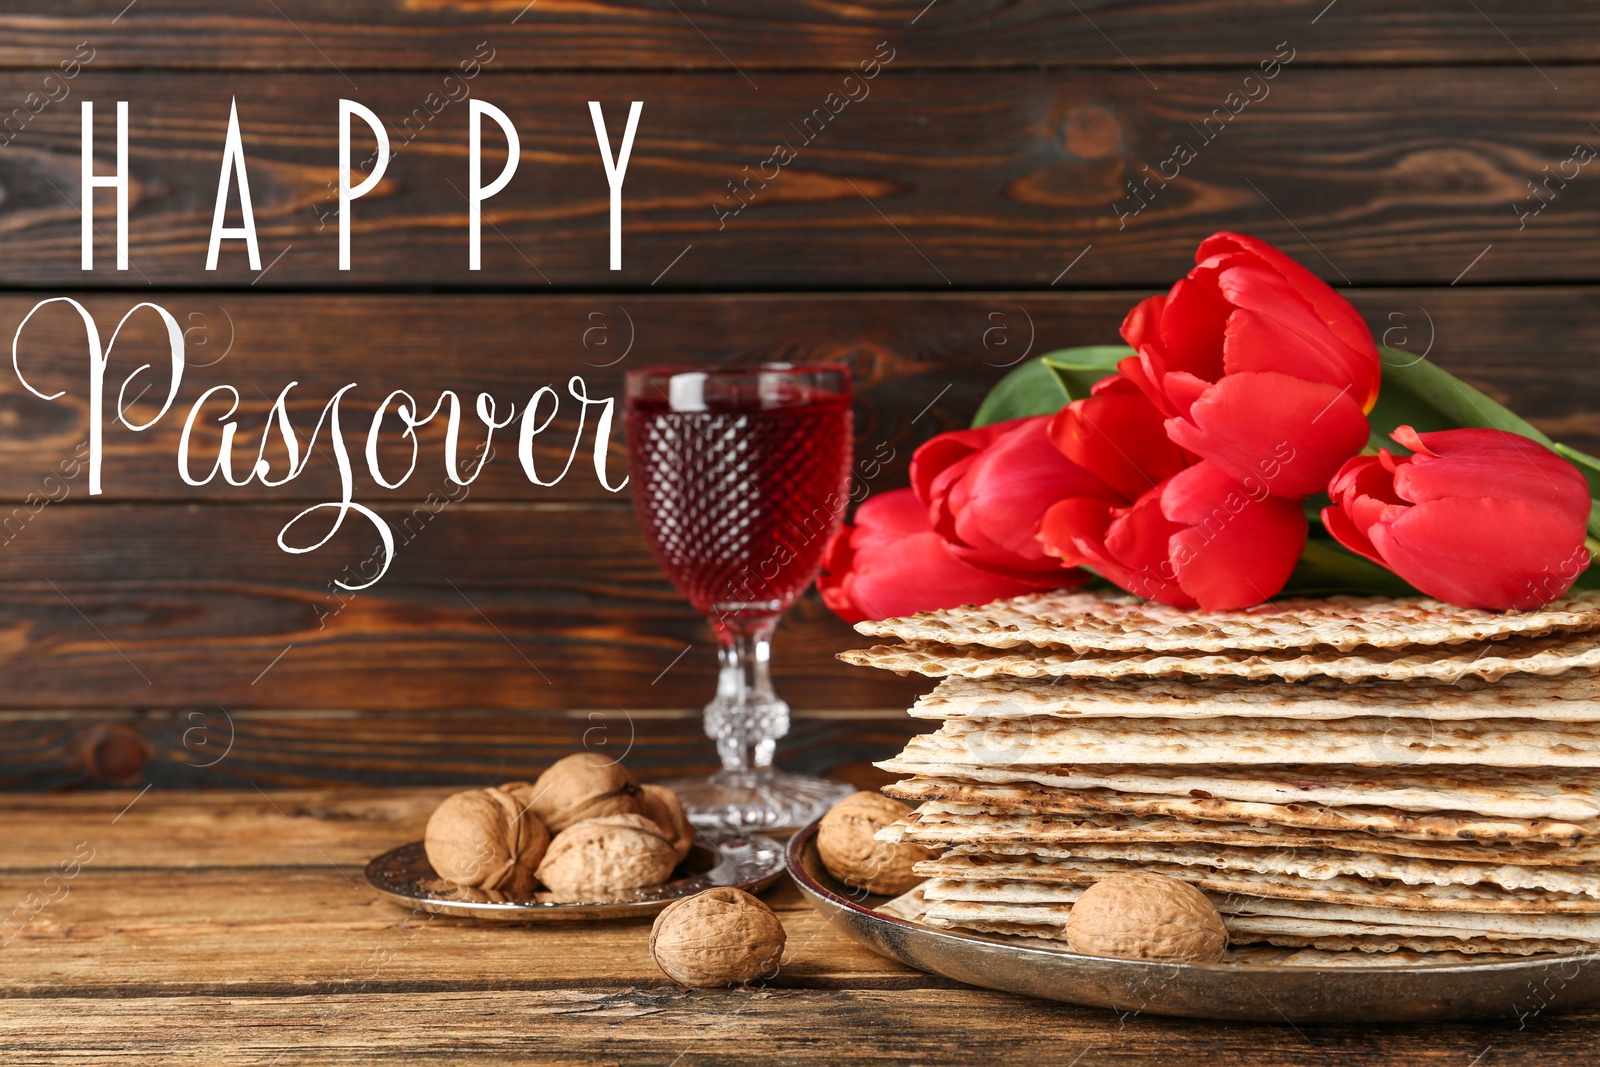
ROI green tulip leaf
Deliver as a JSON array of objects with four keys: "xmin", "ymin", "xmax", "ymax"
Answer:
[
  {"xmin": 1557, "ymin": 443, "xmax": 1600, "ymax": 476},
  {"xmin": 1554, "ymin": 445, "xmax": 1600, "ymax": 538},
  {"xmin": 1369, "ymin": 346, "xmax": 1557, "ymax": 453},
  {"xmin": 970, "ymin": 357, "xmax": 1070, "ymax": 428},
  {"xmin": 1279, "ymin": 540, "xmax": 1420, "ymax": 599},
  {"xmin": 1041, "ymin": 345, "xmax": 1135, "ymax": 402},
  {"xmin": 1374, "ymin": 346, "xmax": 1600, "ymax": 538},
  {"xmin": 1557, "ymin": 442, "xmax": 1600, "ymax": 480},
  {"xmin": 970, "ymin": 346, "xmax": 1133, "ymax": 428}
]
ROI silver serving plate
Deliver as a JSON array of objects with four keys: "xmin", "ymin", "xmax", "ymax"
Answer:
[
  {"xmin": 367, "ymin": 830, "xmax": 784, "ymax": 921},
  {"xmin": 788, "ymin": 819, "xmax": 1600, "ymax": 1023}
]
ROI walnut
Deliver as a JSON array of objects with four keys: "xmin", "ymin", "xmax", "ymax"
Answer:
[
  {"xmin": 650, "ymin": 887, "xmax": 786, "ymax": 987},
  {"xmin": 1063, "ymin": 872, "xmax": 1228, "ymax": 964},
  {"xmin": 535, "ymin": 813, "xmax": 679, "ymax": 902},
  {"xmin": 817, "ymin": 791, "xmax": 934, "ymax": 896},
  {"xmin": 529, "ymin": 752, "xmax": 641, "ymax": 834},
  {"xmin": 637, "ymin": 783, "xmax": 696, "ymax": 862},
  {"xmin": 423, "ymin": 781, "xmax": 550, "ymax": 898}
]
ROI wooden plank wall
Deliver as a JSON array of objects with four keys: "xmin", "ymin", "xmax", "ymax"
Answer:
[{"xmin": 0, "ymin": 1, "xmax": 1596, "ymax": 788}]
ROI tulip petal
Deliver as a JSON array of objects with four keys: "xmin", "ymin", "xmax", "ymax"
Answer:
[
  {"xmin": 1119, "ymin": 294, "xmax": 1167, "ymax": 353},
  {"xmin": 818, "ymin": 489, "xmax": 1068, "ymax": 623},
  {"xmin": 942, "ymin": 416, "xmax": 1117, "ymax": 578},
  {"xmin": 910, "ymin": 421, "xmax": 1012, "ymax": 508},
  {"xmin": 1389, "ymin": 427, "xmax": 1593, "ymax": 530},
  {"xmin": 1037, "ymin": 496, "xmax": 1114, "ymax": 569},
  {"xmin": 1103, "ymin": 491, "xmax": 1198, "ymax": 607},
  {"xmin": 1221, "ymin": 299, "xmax": 1379, "ymax": 404},
  {"xmin": 1160, "ymin": 370, "xmax": 1213, "ymax": 419},
  {"xmin": 1049, "ymin": 376, "xmax": 1192, "ymax": 502},
  {"xmin": 848, "ymin": 488, "xmax": 929, "ymax": 549},
  {"xmin": 1197, "ymin": 232, "xmax": 1379, "ymax": 383},
  {"xmin": 842, "ymin": 531, "xmax": 1066, "ymax": 621},
  {"xmin": 1118, "ymin": 351, "xmax": 1179, "ymax": 418},
  {"xmin": 1321, "ymin": 503, "xmax": 1385, "ymax": 566},
  {"xmin": 1039, "ymin": 493, "xmax": 1195, "ymax": 607},
  {"xmin": 1329, "ymin": 453, "xmax": 1402, "ymax": 504},
  {"xmin": 1165, "ymin": 371, "xmax": 1370, "ymax": 498},
  {"xmin": 1327, "ymin": 455, "xmax": 1409, "ymax": 540},
  {"xmin": 1367, "ymin": 495, "xmax": 1593, "ymax": 610},
  {"xmin": 1162, "ymin": 462, "xmax": 1308, "ymax": 610},
  {"xmin": 1157, "ymin": 275, "xmax": 1229, "ymax": 383},
  {"xmin": 1041, "ymin": 492, "xmax": 1195, "ymax": 607}
]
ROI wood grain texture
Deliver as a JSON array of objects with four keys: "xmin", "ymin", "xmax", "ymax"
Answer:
[
  {"xmin": 4, "ymin": 990, "xmax": 1585, "ymax": 1067},
  {"xmin": 5, "ymin": 69, "xmax": 1600, "ymax": 287},
  {"xmin": 0, "ymin": 1, "xmax": 1596, "ymax": 71},
  {"xmin": 0, "ymin": 790, "xmax": 1592, "ymax": 1066},
  {"xmin": 2, "ymin": 988, "xmax": 1582, "ymax": 1066},
  {"xmin": 1, "ymin": 289, "xmax": 1594, "ymax": 505},
  {"xmin": 0, "ymin": 708, "xmax": 916, "ymax": 791},
  {"xmin": 0, "ymin": 504, "xmax": 931, "ymax": 713},
  {"xmin": 0, "ymin": 869, "xmax": 923, "ymax": 993},
  {"xmin": 0, "ymin": 785, "xmax": 458, "ymax": 861}
]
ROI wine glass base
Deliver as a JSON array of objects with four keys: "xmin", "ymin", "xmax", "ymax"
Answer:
[{"xmin": 654, "ymin": 769, "xmax": 855, "ymax": 832}]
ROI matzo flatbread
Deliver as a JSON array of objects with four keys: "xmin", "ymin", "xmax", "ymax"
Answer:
[
  {"xmin": 1224, "ymin": 896, "xmax": 1600, "ymax": 938},
  {"xmin": 839, "ymin": 633, "xmax": 1600, "ymax": 683},
  {"xmin": 913, "ymin": 673, "xmax": 1600, "ymax": 722},
  {"xmin": 920, "ymin": 869, "xmax": 1600, "ymax": 914},
  {"xmin": 932, "ymin": 829, "xmax": 1600, "ymax": 867},
  {"xmin": 922, "ymin": 846, "xmax": 1600, "ymax": 896},
  {"xmin": 921, "ymin": 902, "xmax": 1600, "ymax": 940},
  {"xmin": 892, "ymin": 715, "xmax": 1600, "ymax": 767},
  {"xmin": 874, "ymin": 884, "xmax": 932, "ymax": 923},
  {"xmin": 928, "ymin": 912, "xmax": 1586, "ymax": 958},
  {"xmin": 876, "ymin": 763, "xmax": 1600, "ymax": 821},
  {"xmin": 922, "ymin": 894, "xmax": 1600, "ymax": 939},
  {"xmin": 884, "ymin": 793, "xmax": 1597, "ymax": 845},
  {"xmin": 857, "ymin": 590, "xmax": 1600, "ymax": 653},
  {"xmin": 860, "ymin": 885, "xmax": 1553, "ymax": 961},
  {"xmin": 1237, "ymin": 935, "xmax": 1585, "ymax": 958}
]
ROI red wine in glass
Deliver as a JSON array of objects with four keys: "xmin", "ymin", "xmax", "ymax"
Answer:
[{"xmin": 626, "ymin": 364, "xmax": 854, "ymax": 829}]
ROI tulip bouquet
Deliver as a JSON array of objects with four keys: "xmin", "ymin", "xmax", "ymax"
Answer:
[{"xmin": 821, "ymin": 232, "xmax": 1600, "ymax": 622}]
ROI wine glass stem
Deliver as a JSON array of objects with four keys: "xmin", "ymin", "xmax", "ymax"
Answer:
[{"xmin": 705, "ymin": 615, "xmax": 790, "ymax": 776}]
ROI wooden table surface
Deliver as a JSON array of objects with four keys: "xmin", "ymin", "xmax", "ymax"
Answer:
[{"xmin": 0, "ymin": 789, "xmax": 1592, "ymax": 1065}]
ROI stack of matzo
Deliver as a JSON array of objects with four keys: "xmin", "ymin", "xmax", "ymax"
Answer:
[{"xmin": 840, "ymin": 591, "xmax": 1600, "ymax": 960}]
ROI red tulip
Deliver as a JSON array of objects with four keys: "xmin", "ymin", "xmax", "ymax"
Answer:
[
  {"xmin": 1323, "ymin": 426, "xmax": 1594, "ymax": 610},
  {"xmin": 1039, "ymin": 460, "xmax": 1308, "ymax": 611},
  {"xmin": 1037, "ymin": 490, "xmax": 1190, "ymax": 606},
  {"xmin": 1048, "ymin": 373, "xmax": 1194, "ymax": 501},
  {"xmin": 912, "ymin": 415, "xmax": 1117, "ymax": 583},
  {"xmin": 1119, "ymin": 231, "xmax": 1379, "ymax": 498},
  {"xmin": 818, "ymin": 488, "xmax": 1057, "ymax": 623}
]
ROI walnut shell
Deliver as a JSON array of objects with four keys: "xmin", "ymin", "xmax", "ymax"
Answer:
[
  {"xmin": 423, "ymin": 781, "xmax": 550, "ymax": 897},
  {"xmin": 637, "ymin": 783, "xmax": 695, "ymax": 862},
  {"xmin": 535, "ymin": 813, "xmax": 679, "ymax": 902},
  {"xmin": 650, "ymin": 887, "xmax": 786, "ymax": 987},
  {"xmin": 529, "ymin": 752, "xmax": 641, "ymax": 834},
  {"xmin": 817, "ymin": 791, "xmax": 934, "ymax": 896},
  {"xmin": 1063, "ymin": 872, "xmax": 1228, "ymax": 964}
]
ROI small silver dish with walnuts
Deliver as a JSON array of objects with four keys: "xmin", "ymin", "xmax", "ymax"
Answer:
[{"xmin": 365, "ymin": 754, "xmax": 785, "ymax": 921}]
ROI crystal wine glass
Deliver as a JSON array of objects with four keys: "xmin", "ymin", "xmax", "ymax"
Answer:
[{"xmin": 626, "ymin": 363, "xmax": 856, "ymax": 830}]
